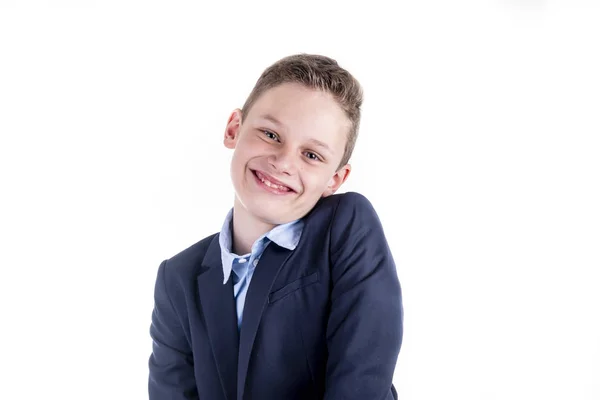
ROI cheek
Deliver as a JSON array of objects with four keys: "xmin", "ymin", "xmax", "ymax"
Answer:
[
  {"xmin": 232, "ymin": 144, "xmax": 253, "ymax": 164},
  {"xmin": 236, "ymin": 137, "xmax": 264, "ymax": 160},
  {"xmin": 301, "ymin": 173, "xmax": 330, "ymax": 195}
]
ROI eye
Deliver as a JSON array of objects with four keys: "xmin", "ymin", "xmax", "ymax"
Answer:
[
  {"xmin": 262, "ymin": 129, "xmax": 280, "ymax": 142},
  {"xmin": 304, "ymin": 151, "xmax": 322, "ymax": 162}
]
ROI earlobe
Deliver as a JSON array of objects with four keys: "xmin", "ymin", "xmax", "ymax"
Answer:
[
  {"xmin": 224, "ymin": 109, "xmax": 242, "ymax": 149},
  {"xmin": 322, "ymin": 164, "xmax": 351, "ymax": 197}
]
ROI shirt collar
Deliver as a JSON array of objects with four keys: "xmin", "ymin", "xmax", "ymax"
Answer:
[{"xmin": 218, "ymin": 208, "xmax": 304, "ymax": 284}]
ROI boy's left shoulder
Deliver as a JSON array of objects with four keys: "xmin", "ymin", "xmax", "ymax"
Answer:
[
  {"xmin": 334, "ymin": 191, "xmax": 375, "ymax": 209},
  {"xmin": 310, "ymin": 190, "xmax": 375, "ymax": 211},
  {"xmin": 306, "ymin": 191, "xmax": 382, "ymax": 228}
]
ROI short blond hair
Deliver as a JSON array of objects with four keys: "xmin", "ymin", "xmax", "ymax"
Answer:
[{"xmin": 241, "ymin": 54, "xmax": 363, "ymax": 169}]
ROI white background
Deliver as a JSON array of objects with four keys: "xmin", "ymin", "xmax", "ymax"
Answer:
[{"xmin": 1, "ymin": 1, "xmax": 599, "ymax": 399}]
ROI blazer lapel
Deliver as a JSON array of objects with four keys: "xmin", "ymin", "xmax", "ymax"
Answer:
[
  {"xmin": 197, "ymin": 234, "xmax": 239, "ymax": 400},
  {"xmin": 237, "ymin": 242, "xmax": 293, "ymax": 400}
]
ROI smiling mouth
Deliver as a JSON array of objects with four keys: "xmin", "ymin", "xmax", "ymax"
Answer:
[{"xmin": 251, "ymin": 170, "xmax": 296, "ymax": 194}]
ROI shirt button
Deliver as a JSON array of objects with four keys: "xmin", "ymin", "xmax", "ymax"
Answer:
[
  {"xmin": 253, "ymin": 259, "xmax": 259, "ymax": 266},
  {"xmin": 238, "ymin": 258, "xmax": 247, "ymax": 263}
]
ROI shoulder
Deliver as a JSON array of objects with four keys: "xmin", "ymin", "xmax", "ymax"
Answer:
[
  {"xmin": 301, "ymin": 191, "xmax": 383, "ymax": 250},
  {"xmin": 160, "ymin": 232, "xmax": 218, "ymax": 285},
  {"xmin": 306, "ymin": 191, "xmax": 380, "ymax": 227},
  {"xmin": 333, "ymin": 191, "xmax": 378, "ymax": 220},
  {"xmin": 321, "ymin": 192, "xmax": 387, "ymax": 256}
]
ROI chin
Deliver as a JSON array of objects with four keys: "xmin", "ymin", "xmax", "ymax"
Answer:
[
  {"xmin": 252, "ymin": 197, "xmax": 304, "ymax": 224},
  {"xmin": 249, "ymin": 205, "xmax": 287, "ymax": 225}
]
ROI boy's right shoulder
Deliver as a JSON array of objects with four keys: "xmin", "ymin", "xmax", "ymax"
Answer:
[{"xmin": 159, "ymin": 232, "xmax": 219, "ymax": 280}]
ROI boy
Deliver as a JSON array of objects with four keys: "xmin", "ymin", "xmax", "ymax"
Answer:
[{"xmin": 148, "ymin": 54, "xmax": 403, "ymax": 400}]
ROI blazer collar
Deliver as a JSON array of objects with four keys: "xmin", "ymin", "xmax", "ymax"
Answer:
[
  {"xmin": 218, "ymin": 208, "xmax": 304, "ymax": 284},
  {"xmin": 236, "ymin": 240, "xmax": 293, "ymax": 400},
  {"xmin": 198, "ymin": 234, "xmax": 239, "ymax": 400},
  {"xmin": 198, "ymin": 233, "xmax": 294, "ymax": 400}
]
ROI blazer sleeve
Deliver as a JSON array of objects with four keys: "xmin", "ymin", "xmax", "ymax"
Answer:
[
  {"xmin": 148, "ymin": 260, "xmax": 199, "ymax": 399},
  {"xmin": 324, "ymin": 193, "xmax": 403, "ymax": 400}
]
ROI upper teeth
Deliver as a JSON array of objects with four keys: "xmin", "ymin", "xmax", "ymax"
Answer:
[{"xmin": 259, "ymin": 174, "xmax": 289, "ymax": 191}]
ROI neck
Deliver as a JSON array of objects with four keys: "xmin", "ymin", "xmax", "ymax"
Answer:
[{"xmin": 231, "ymin": 196, "xmax": 276, "ymax": 255}]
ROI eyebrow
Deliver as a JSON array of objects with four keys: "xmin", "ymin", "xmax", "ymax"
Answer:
[
  {"xmin": 258, "ymin": 114, "xmax": 334, "ymax": 156},
  {"xmin": 259, "ymin": 114, "xmax": 284, "ymax": 128},
  {"xmin": 307, "ymin": 138, "xmax": 334, "ymax": 155}
]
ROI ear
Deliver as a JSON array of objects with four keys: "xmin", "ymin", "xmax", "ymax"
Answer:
[
  {"xmin": 224, "ymin": 109, "xmax": 243, "ymax": 149},
  {"xmin": 322, "ymin": 164, "xmax": 351, "ymax": 197}
]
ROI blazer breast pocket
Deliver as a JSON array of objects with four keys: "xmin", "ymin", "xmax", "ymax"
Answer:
[{"xmin": 269, "ymin": 271, "xmax": 320, "ymax": 304}]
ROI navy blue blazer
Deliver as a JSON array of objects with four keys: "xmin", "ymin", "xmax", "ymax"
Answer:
[{"xmin": 149, "ymin": 192, "xmax": 403, "ymax": 400}]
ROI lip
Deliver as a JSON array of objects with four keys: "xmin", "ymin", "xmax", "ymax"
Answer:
[{"xmin": 251, "ymin": 169, "xmax": 296, "ymax": 194}]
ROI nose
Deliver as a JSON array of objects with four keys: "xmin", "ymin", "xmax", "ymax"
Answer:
[{"xmin": 268, "ymin": 145, "xmax": 297, "ymax": 176}]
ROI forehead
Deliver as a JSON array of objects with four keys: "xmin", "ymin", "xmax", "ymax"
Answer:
[{"xmin": 247, "ymin": 82, "xmax": 350, "ymax": 152}]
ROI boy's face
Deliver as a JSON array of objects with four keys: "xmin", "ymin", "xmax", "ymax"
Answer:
[{"xmin": 224, "ymin": 82, "xmax": 351, "ymax": 226}]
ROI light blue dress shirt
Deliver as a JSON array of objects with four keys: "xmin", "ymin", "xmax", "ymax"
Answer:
[{"xmin": 218, "ymin": 209, "xmax": 304, "ymax": 330}]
